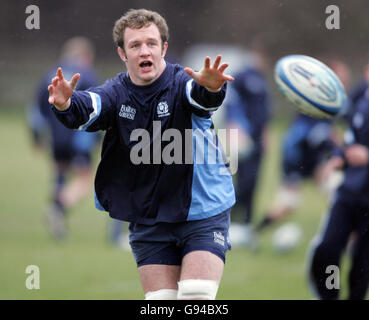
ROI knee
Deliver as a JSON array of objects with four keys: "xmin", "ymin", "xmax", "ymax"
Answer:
[
  {"xmin": 145, "ymin": 289, "xmax": 178, "ymax": 300},
  {"xmin": 309, "ymin": 239, "xmax": 343, "ymax": 275},
  {"xmin": 144, "ymin": 279, "xmax": 220, "ymax": 300},
  {"xmin": 314, "ymin": 241, "xmax": 342, "ymax": 261},
  {"xmin": 177, "ymin": 279, "xmax": 219, "ymax": 300}
]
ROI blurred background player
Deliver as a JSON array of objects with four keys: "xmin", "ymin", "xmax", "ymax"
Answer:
[
  {"xmin": 343, "ymin": 65, "xmax": 368, "ymax": 123},
  {"xmin": 307, "ymin": 61, "xmax": 369, "ymax": 300},
  {"xmin": 255, "ymin": 114, "xmax": 338, "ymax": 231},
  {"xmin": 256, "ymin": 59, "xmax": 351, "ymax": 233},
  {"xmin": 28, "ymin": 37, "xmax": 102, "ymax": 240},
  {"xmin": 225, "ymin": 39, "xmax": 271, "ymax": 247}
]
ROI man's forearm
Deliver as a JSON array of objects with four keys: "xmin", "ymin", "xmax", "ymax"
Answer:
[
  {"xmin": 52, "ymin": 93, "xmax": 92, "ymax": 130},
  {"xmin": 190, "ymin": 81, "xmax": 226, "ymax": 109}
]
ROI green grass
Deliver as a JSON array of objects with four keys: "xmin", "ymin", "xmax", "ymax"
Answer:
[{"xmin": 0, "ymin": 112, "xmax": 362, "ymax": 299}]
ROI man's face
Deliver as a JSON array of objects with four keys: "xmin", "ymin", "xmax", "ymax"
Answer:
[{"xmin": 119, "ymin": 23, "xmax": 168, "ymax": 86}]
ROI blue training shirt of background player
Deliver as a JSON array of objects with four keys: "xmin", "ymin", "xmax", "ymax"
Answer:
[
  {"xmin": 34, "ymin": 62, "xmax": 100, "ymax": 161},
  {"xmin": 225, "ymin": 66, "xmax": 270, "ymax": 224},
  {"xmin": 226, "ymin": 66, "xmax": 270, "ymax": 150},
  {"xmin": 52, "ymin": 62, "xmax": 236, "ymax": 225},
  {"xmin": 338, "ymin": 88, "xmax": 369, "ymax": 203},
  {"xmin": 281, "ymin": 113, "xmax": 336, "ymax": 182}
]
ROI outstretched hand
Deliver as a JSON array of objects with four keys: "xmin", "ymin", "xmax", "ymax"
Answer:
[
  {"xmin": 345, "ymin": 144, "xmax": 369, "ymax": 166},
  {"xmin": 48, "ymin": 67, "xmax": 80, "ymax": 111},
  {"xmin": 184, "ymin": 55, "xmax": 234, "ymax": 92}
]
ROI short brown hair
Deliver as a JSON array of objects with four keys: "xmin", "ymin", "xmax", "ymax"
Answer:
[{"xmin": 113, "ymin": 9, "xmax": 169, "ymax": 49}]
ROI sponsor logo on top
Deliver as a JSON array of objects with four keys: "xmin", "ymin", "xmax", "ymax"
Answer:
[{"xmin": 119, "ymin": 104, "xmax": 136, "ymax": 120}]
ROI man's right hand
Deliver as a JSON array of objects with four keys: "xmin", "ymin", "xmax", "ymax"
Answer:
[
  {"xmin": 345, "ymin": 144, "xmax": 369, "ymax": 167},
  {"xmin": 48, "ymin": 67, "xmax": 80, "ymax": 111}
]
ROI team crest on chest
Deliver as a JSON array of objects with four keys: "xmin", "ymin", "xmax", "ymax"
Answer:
[
  {"xmin": 119, "ymin": 104, "xmax": 136, "ymax": 120},
  {"xmin": 157, "ymin": 101, "xmax": 170, "ymax": 118}
]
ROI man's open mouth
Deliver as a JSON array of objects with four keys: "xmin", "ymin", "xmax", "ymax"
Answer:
[{"xmin": 140, "ymin": 61, "xmax": 153, "ymax": 68}]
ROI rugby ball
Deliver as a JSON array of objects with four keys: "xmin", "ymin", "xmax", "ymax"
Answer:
[
  {"xmin": 275, "ymin": 55, "xmax": 347, "ymax": 119},
  {"xmin": 272, "ymin": 222, "xmax": 303, "ymax": 253}
]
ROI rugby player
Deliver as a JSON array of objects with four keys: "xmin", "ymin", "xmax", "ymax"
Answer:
[
  {"xmin": 47, "ymin": 9, "xmax": 235, "ymax": 300},
  {"xmin": 308, "ymin": 62, "xmax": 369, "ymax": 300},
  {"xmin": 256, "ymin": 60, "xmax": 351, "ymax": 232},
  {"xmin": 225, "ymin": 41, "xmax": 271, "ymax": 248},
  {"xmin": 29, "ymin": 37, "xmax": 100, "ymax": 240}
]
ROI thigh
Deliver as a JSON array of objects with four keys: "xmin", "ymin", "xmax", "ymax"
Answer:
[
  {"xmin": 352, "ymin": 207, "xmax": 369, "ymax": 265},
  {"xmin": 179, "ymin": 210, "xmax": 231, "ymax": 281},
  {"xmin": 318, "ymin": 195, "xmax": 354, "ymax": 248},
  {"xmin": 129, "ymin": 222, "xmax": 183, "ymax": 293},
  {"xmin": 138, "ymin": 264, "xmax": 181, "ymax": 293},
  {"xmin": 180, "ymin": 250, "xmax": 224, "ymax": 282}
]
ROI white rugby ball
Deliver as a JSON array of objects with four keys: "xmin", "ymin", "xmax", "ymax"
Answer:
[
  {"xmin": 275, "ymin": 55, "xmax": 347, "ymax": 119},
  {"xmin": 272, "ymin": 222, "xmax": 303, "ymax": 253}
]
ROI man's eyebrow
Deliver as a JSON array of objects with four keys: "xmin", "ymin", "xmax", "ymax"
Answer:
[
  {"xmin": 127, "ymin": 37, "xmax": 159, "ymax": 45},
  {"xmin": 146, "ymin": 38, "xmax": 160, "ymax": 43},
  {"xmin": 127, "ymin": 39, "xmax": 140, "ymax": 45}
]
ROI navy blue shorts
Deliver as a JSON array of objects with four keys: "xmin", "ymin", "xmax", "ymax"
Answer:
[{"xmin": 129, "ymin": 209, "xmax": 232, "ymax": 267}]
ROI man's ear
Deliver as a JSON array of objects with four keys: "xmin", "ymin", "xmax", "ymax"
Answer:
[
  {"xmin": 161, "ymin": 42, "xmax": 168, "ymax": 58},
  {"xmin": 117, "ymin": 47, "xmax": 128, "ymax": 62}
]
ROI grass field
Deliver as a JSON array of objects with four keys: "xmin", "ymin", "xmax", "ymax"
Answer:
[{"xmin": 0, "ymin": 111, "xmax": 360, "ymax": 300}]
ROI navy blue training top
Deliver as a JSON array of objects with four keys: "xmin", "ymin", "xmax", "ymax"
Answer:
[
  {"xmin": 53, "ymin": 62, "xmax": 235, "ymax": 224},
  {"xmin": 338, "ymin": 88, "xmax": 369, "ymax": 204}
]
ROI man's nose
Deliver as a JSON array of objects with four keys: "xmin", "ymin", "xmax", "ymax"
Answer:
[{"xmin": 139, "ymin": 44, "xmax": 150, "ymax": 56}]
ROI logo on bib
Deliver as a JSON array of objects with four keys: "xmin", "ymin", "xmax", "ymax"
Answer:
[{"xmin": 157, "ymin": 101, "xmax": 170, "ymax": 118}]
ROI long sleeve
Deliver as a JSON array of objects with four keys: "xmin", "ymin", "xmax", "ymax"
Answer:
[
  {"xmin": 184, "ymin": 78, "xmax": 226, "ymax": 116},
  {"xmin": 52, "ymin": 79, "xmax": 118, "ymax": 132}
]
